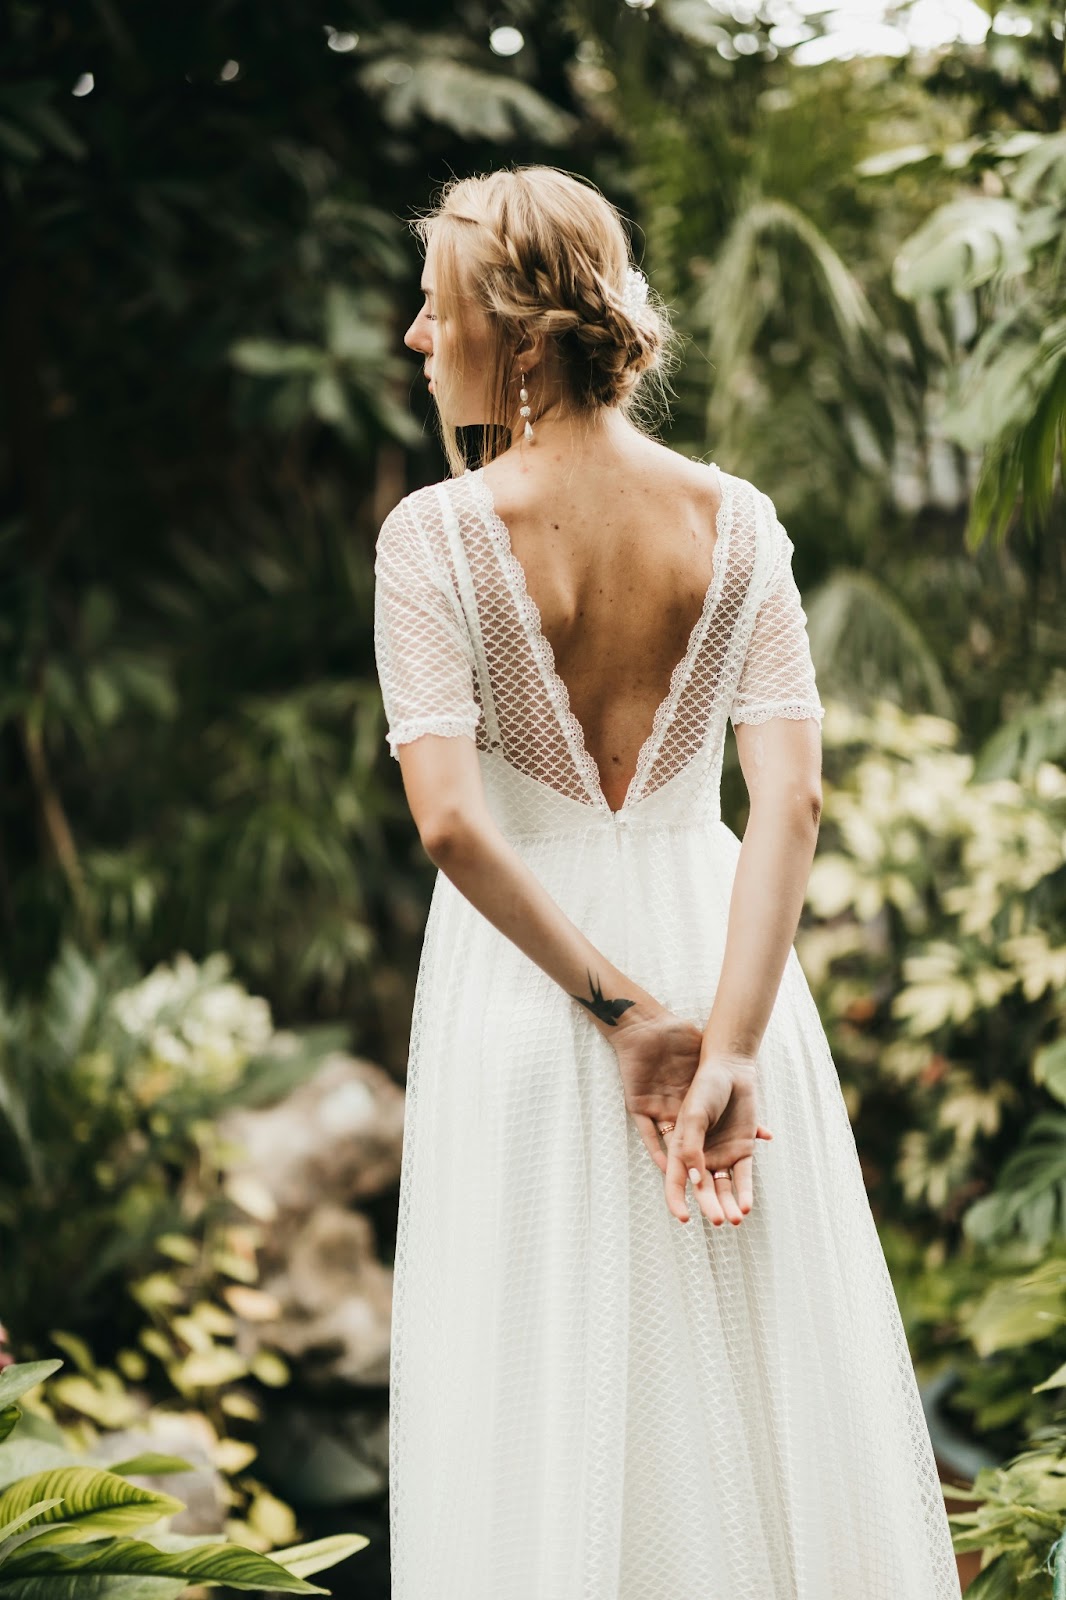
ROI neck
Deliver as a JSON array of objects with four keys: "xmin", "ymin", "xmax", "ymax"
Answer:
[{"xmin": 504, "ymin": 400, "xmax": 636, "ymax": 460}]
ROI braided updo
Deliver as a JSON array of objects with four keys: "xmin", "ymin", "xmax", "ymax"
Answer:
[{"xmin": 410, "ymin": 165, "xmax": 677, "ymax": 475}]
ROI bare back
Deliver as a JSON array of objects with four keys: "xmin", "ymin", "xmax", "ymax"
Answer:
[{"xmin": 482, "ymin": 438, "xmax": 723, "ymax": 812}]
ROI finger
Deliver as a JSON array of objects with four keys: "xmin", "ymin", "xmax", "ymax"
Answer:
[
  {"xmin": 696, "ymin": 1162, "xmax": 738, "ymax": 1226},
  {"xmin": 663, "ymin": 1134, "xmax": 704, "ymax": 1223},
  {"xmin": 673, "ymin": 1131, "xmax": 727, "ymax": 1226},
  {"xmin": 712, "ymin": 1169, "xmax": 744, "ymax": 1226},
  {"xmin": 731, "ymin": 1152, "xmax": 754, "ymax": 1214},
  {"xmin": 757, "ymin": 1125, "xmax": 773, "ymax": 1141},
  {"xmin": 633, "ymin": 1113, "xmax": 668, "ymax": 1174}
]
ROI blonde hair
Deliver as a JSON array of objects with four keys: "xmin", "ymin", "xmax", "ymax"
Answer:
[{"xmin": 410, "ymin": 165, "xmax": 678, "ymax": 477}]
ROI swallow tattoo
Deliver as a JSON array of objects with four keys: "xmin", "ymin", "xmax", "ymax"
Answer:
[{"xmin": 572, "ymin": 969, "xmax": 636, "ymax": 1026}]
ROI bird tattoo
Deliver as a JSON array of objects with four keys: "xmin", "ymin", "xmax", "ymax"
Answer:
[{"xmin": 572, "ymin": 969, "xmax": 636, "ymax": 1026}]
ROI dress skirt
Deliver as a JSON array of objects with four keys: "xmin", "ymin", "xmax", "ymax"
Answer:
[{"xmin": 387, "ymin": 813, "xmax": 963, "ymax": 1600}]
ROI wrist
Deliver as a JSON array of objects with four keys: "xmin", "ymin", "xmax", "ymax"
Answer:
[
  {"xmin": 601, "ymin": 991, "xmax": 666, "ymax": 1034},
  {"xmin": 696, "ymin": 1046, "xmax": 758, "ymax": 1077}
]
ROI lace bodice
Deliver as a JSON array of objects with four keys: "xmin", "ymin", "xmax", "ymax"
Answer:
[{"xmin": 373, "ymin": 463, "xmax": 824, "ymax": 834}]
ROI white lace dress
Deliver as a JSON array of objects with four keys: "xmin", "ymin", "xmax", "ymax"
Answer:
[{"xmin": 373, "ymin": 462, "xmax": 962, "ymax": 1600}]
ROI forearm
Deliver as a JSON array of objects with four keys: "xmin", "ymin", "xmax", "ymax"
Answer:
[
  {"xmin": 426, "ymin": 819, "xmax": 662, "ymax": 1038},
  {"xmin": 701, "ymin": 794, "xmax": 820, "ymax": 1060}
]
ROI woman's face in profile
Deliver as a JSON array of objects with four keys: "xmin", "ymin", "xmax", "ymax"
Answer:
[{"xmin": 403, "ymin": 237, "xmax": 502, "ymax": 428}]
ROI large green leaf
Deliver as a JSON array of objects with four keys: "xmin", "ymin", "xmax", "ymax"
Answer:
[
  {"xmin": 270, "ymin": 1533, "xmax": 370, "ymax": 1577},
  {"xmin": 102, "ymin": 1459, "xmax": 193, "ymax": 1480},
  {"xmin": 894, "ymin": 197, "xmax": 1031, "ymax": 297},
  {"xmin": 0, "ymin": 1369, "xmax": 62, "ymax": 1415},
  {"xmin": 0, "ymin": 1440, "xmax": 87, "ymax": 1492},
  {"xmin": 0, "ymin": 1534, "xmax": 331, "ymax": 1592},
  {"xmin": 0, "ymin": 1578, "xmax": 184, "ymax": 1599},
  {"xmin": 0, "ymin": 1363, "xmax": 66, "ymax": 1451},
  {"xmin": 0, "ymin": 1469, "xmax": 183, "ymax": 1545},
  {"xmin": 0, "ymin": 1500, "xmax": 64, "ymax": 1546},
  {"xmin": 359, "ymin": 48, "xmax": 577, "ymax": 143}
]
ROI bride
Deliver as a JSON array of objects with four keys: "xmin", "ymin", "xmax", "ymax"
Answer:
[{"xmin": 374, "ymin": 162, "xmax": 962, "ymax": 1599}]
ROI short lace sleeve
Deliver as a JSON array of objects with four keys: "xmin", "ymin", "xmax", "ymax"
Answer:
[
  {"xmin": 730, "ymin": 512, "xmax": 825, "ymax": 728},
  {"xmin": 374, "ymin": 492, "xmax": 482, "ymax": 760}
]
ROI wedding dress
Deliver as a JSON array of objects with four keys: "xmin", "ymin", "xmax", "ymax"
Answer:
[{"xmin": 373, "ymin": 461, "xmax": 962, "ymax": 1599}]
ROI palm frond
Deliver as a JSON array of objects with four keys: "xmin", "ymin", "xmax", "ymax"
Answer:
[{"xmin": 804, "ymin": 570, "xmax": 956, "ymax": 717}]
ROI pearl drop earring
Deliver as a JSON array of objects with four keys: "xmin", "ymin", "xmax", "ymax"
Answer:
[{"xmin": 519, "ymin": 372, "xmax": 533, "ymax": 443}]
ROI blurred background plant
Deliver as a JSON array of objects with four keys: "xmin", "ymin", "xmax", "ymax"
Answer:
[
  {"xmin": 0, "ymin": 941, "xmax": 346, "ymax": 1550},
  {"xmin": 1, "ymin": 0, "xmax": 1064, "ymax": 1593},
  {"xmin": 0, "ymin": 1356, "xmax": 367, "ymax": 1594}
]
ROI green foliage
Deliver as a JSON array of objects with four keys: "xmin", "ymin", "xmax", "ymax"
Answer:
[
  {"xmin": 0, "ymin": 941, "xmax": 345, "ymax": 1542},
  {"xmin": 890, "ymin": 130, "xmax": 1066, "ymax": 549},
  {"xmin": 0, "ymin": 1358, "xmax": 367, "ymax": 1595},
  {"xmin": 946, "ymin": 1428, "xmax": 1066, "ymax": 1598},
  {"xmin": 804, "ymin": 699, "xmax": 1066, "ymax": 1220},
  {"xmin": 800, "ymin": 694, "xmax": 1066, "ymax": 1556}
]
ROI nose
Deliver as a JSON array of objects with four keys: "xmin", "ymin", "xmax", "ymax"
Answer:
[{"xmin": 404, "ymin": 311, "xmax": 432, "ymax": 356}]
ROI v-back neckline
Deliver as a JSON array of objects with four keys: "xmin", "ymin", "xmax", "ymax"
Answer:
[{"xmin": 466, "ymin": 461, "xmax": 732, "ymax": 816}]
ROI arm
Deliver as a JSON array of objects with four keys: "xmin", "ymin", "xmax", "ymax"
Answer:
[
  {"xmin": 398, "ymin": 735, "xmax": 657, "ymax": 1032},
  {"xmin": 663, "ymin": 508, "xmax": 826, "ymax": 1224},
  {"xmin": 396, "ymin": 729, "xmax": 666, "ymax": 1038},
  {"xmin": 700, "ymin": 716, "xmax": 823, "ymax": 1063}
]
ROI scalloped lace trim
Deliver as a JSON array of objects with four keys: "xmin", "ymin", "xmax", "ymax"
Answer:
[
  {"xmin": 730, "ymin": 702, "xmax": 825, "ymax": 726},
  {"xmin": 466, "ymin": 464, "xmax": 732, "ymax": 815},
  {"xmin": 387, "ymin": 710, "xmax": 482, "ymax": 759}
]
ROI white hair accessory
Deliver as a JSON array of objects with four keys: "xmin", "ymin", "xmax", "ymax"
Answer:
[{"xmin": 622, "ymin": 265, "xmax": 650, "ymax": 319}]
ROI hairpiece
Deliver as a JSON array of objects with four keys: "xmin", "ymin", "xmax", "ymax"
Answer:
[{"xmin": 622, "ymin": 265, "xmax": 650, "ymax": 319}]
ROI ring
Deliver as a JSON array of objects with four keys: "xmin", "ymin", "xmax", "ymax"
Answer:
[
  {"xmin": 656, "ymin": 1122, "xmax": 675, "ymax": 1135},
  {"xmin": 711, "ymin": 1169, "xmax": 732, "ymax": 1179}
]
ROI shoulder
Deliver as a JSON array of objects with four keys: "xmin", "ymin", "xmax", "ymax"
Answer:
[
  {"xmin": 376, "ymin": 479, "xmax": 447, "ymax": 547},
  {"xmin": 712, "ymin": 465, "xmax": 777, "ymax": 519},
  {"xmin": 375, "ymin": 476, "xmax": 475, "ymax": 574}
]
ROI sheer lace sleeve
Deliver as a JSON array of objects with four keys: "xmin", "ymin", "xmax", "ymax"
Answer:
[
  {"xmin": 374, "ymin": 492, "xmax": 482, "ymax": 760},
  {"xmin": 730, "ymin": 513, "xmax": 825, "ymax": 728}
]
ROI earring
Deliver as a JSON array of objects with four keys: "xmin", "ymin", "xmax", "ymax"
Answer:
[{"xmin": 519, "ymin": 372, "xmax": 533, "ymax": 443}]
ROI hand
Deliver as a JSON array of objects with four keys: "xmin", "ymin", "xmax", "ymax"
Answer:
[
  {"xmin": 606, "ymin": 1005, "xmax": 707, "ymax": 1172},
  {"xmin": 662, "ymin": 1053, "xmax": 773, "ymax": 1227}
]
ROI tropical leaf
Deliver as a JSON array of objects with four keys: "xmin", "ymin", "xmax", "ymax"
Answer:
[
  {"xmin": 270, "ymin": 1533, "xmax": 370, "ymax": 1578},
  {"xmin": 359, "ymin": 46, "xmax": 578, "ymax": 143},
  {"xmin": 0, "ymin": 1468, "xmax": 183, "ymax": 1546},
  {"xmin": 962, "ymin": 1114, "xmax": 1066, "ymax": 1248},
  {"xmin": 894, "ymin": 197, "xmax": 1032, "ymax": 297},
  {"xmin": 0, "ymin": 1578, "xmax": 185, "ymax": 1600},
  {"xmin": 0, "ymin": 1370, "xmax": 62, "ymax": 1415},
  {"xmin": 0, "ymin": 1533, "xmax": 332, "ymax": 1592},
  {"xmin": 803, "ymin": 570, "xmax": 955, "ymax": 717},
  {"xmin": 103, "ymin": 1458, "xmax": 194, "ymax": 1481},
  {"xmin": 0, "ymin": 1499, "xmax": 64, "ymax": 1546},
  {"xmin": 975, "ymin": 700, "xmax": 1066, "ymax": 780},
  {"xmin": 695, "ymin": 196, "xmax": 881, "ymax": 376}
]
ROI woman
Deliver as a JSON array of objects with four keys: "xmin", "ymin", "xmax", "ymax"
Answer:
[{"xmin": 374, "ymin": 165, "xmax": 961, "ymax": 1599}]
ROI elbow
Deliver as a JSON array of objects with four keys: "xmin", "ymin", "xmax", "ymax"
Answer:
[
  {"xmin": 750, "ymin": 782, "xmax": 822, "ymax": 831},
  {"xmin": 419, "ymin": 808, "xmax": 478, "ymax": 866}
]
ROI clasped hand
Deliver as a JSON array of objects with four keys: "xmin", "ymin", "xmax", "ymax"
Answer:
[{"xmin": 608, "ymin": 1008, "xmax": 773, "ymax": 1227}]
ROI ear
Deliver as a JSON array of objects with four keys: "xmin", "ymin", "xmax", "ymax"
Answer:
[{"xmin": 511, "ymin": 327, "xmax": 548, "ymax": 374}]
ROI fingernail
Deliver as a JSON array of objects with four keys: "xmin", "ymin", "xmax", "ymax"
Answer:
[{"xmin": 688, "ymin": 1167, "xmax": 701, "ymax": 1184}]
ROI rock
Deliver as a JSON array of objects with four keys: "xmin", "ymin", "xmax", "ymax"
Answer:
[
  {"xmin": 219, "ymin": 1053, "xmax": 403, "ymax": 1392},
  {"xmin": 220, "ymin": 1053, "xmax": 404, "ymax": 1234},
  {"xmin": 92, "ymin": 1409, "xmax": 228, "ymax": 1535},
  {"xmin": 246, "ymin": 1205, "xmax": 393, "ymax": 1388}
]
